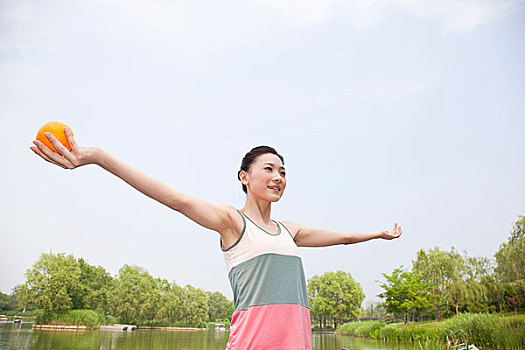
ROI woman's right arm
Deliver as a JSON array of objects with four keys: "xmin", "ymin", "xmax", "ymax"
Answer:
[{"xmin": 30, "ymin": 128, "xmax": 237, "ymax": 234}]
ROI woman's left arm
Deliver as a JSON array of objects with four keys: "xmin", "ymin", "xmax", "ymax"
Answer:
[{"xmin": 281, "ymin": 221, "xmax": 402, "ymax": 247}]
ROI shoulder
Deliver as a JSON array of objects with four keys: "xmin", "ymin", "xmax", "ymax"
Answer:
[
  {"xmin": 217, "ymin": 204, "xmax": 239, "ymax": 215},
  {"xmin": 280, "ymin": 221, "xmax": 302, "ymax": 239}
]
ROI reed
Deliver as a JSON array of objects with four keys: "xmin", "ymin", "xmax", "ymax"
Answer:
[
  {"xmin": 443, "ymin": 313, "xmax": 525, "ymax": 349},
  {"xmin": 337, "ymin": 314, "xmax": 525, "ymax": 349}
]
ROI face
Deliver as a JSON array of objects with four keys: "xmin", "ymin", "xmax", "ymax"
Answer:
[{"xmin": 240, "ymin": 153, "xmax": 286, "ymax": 202}]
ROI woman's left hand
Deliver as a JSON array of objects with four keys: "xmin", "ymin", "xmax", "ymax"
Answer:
[{"xmin": 375, "ymin": 223, "xmax": 402, "ymax": 240}]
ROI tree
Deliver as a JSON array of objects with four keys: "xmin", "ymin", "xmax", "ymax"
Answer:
[
  {"xmin": 157, "ymin": 280, "xmax": 183, "ymax": 324},
  {"xmin": 109, "ymin": 265, "xmax": 162, "ymax": 324},
  {"xmin": 444, "ymin": 249, "xmax": 467, "ymax": 317},
  {"xmin": 378, "ymin": 267, "xmax": 433, "ymax": 323},
  {"xmin": 207, "ymin": 291, "xmax": 234, "ymax": 322},
  {"xmin": 177, "ymin": 285, "xmax": 209, "ymax": 325},
  {"xmin": 495, "ymin": 216, "xmax": 525, "ymax": 312},
  {"xmin": 18, "ymin": 252, "xmax": 81, "ymax": 314},
  {"xmin": 413, "ymin": 247, "xmax": 457, "ymax": 321},
  {"xmin": 72, "ymin": 258, "xmax": 113, "ymax": 312},
  {"xmin": 0, "ymin": 290, "xmax": 18, "ymax": 312},
  {"xmin": 308, "ymin": 271, "xmax": 364, "ymax": 329}
]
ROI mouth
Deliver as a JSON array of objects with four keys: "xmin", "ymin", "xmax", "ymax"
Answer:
[{"xmin": 268, "ymin": 186, "xmax": 281, "ymax": 193}]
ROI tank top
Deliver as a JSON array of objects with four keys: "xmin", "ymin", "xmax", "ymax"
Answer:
[{"xmin": 221, "ymin": 210, "xmax": 312, "ymax": 349}]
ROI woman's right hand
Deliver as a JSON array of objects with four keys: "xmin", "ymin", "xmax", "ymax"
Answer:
[{"xmin": 30, "ymin": 127, "xmax": 100, "ymax": 170}]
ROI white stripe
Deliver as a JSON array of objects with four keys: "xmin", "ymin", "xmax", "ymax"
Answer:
[{"xmin": 223, "ymin": 221, "xmax": 300, "ymax": 273}]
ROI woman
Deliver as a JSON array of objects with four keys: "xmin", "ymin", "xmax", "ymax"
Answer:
[{"xmin": 30, "ymin": 129, "xmax": 402, "ymax": 349}]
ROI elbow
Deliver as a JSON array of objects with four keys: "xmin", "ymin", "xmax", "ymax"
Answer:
[
  {"xmin": 342, "ymin": 232, "xmax": 356, "ymax": 245},
  {"xmin": 169, "ymin": 194, "xmax": 189, "ymax": 212}
]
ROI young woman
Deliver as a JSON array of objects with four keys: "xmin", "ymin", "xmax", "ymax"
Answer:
[{"xmin": 30, "ymin": 128, "xmax": 402, "ymax": 349}]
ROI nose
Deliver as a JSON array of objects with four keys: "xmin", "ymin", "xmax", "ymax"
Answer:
[{"xmin": 272, "ymin": 171, "xmax": 283, "ymax": 182}]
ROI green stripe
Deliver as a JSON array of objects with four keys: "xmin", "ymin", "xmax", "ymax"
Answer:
[{"xmin": 228, "ymin": 253, "xmax": 309, "ymax": 312}]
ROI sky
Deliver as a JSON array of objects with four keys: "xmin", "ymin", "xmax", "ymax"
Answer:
[{"xmin": 1, "ymin": 0, "xmax": 524, "ymax": 305}]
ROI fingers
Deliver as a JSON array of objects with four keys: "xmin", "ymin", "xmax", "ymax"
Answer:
[
  {"xmin": 64, "ymin": 127, "xmax": 78, "ymax": 152},
  {"xmin": 388, "ymin": 223, "xmax": 402, "ymax": 239},
  {"xmin": 30, "ymin": 143, "xmax": 68, "ymax": 169},
  {"xmin": 44, "ymin": 133, "xmax": 77, "ymax": 167},
  {"xmin": 32, "ymin": 139, "xmax": 73, "ymax": 169},
  {"xmin": 45, "ymin": 133, "xmax": 68, "ymax": 157},
  {"xmin": 395, "ymin": 223, "xmax": 402, "ymax": 238}
]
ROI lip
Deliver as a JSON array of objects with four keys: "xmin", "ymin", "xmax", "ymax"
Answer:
[{"xmin": 268, "ymin": 186, "xmax": 281, "ymax": 193}]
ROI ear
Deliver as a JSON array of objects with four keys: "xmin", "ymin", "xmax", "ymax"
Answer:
[{"xmin": 239, "ymin": 170, "xmax": 248, "ymax": 186}]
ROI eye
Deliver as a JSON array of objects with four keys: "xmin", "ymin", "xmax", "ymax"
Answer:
[
  {"xmin": 265, "ymin": 167, "xmax": 272, "ymax": 171},
  {"xmin": 280, "ymin": 171, "xmax": 286, "ymax": 176}
]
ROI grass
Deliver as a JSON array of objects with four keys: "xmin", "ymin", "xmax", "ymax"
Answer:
[
  {"xmin": 36, "ymin": 310, "xmax": 118, "ymax": 328},
  {"xmin": 336, "ymin": 313, "xmax": 525, "ymax": 349}
]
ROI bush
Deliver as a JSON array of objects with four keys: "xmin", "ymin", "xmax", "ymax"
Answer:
[
  {"xmin": 100, "ymin": 314, "xmax": 119, "ymax": 324},
  {"xmin": 36, "ymin": 310, "xmax": 112, "ymax": 328},
  {"xmin": 53, "ymin": 310, "xmax": 102, "ymax": 328}
]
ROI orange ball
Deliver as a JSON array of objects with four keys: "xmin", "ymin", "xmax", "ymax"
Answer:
[{"xmin": 36, "ymin": 121, "xmax": 74, "ymax": 153}]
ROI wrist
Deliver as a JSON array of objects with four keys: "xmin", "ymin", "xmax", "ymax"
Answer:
[
  {"xmin": 371, "ymin": 230, "xmax": 384, "ymax": 240},
  {"xmin": 87, "ymin": 147, "xmax": 105, "ymax": 165}
]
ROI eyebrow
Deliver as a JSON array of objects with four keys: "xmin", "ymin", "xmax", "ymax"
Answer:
[{"xmin": 263, "ymin": 162, "xmax": 286, "ymax": 170}]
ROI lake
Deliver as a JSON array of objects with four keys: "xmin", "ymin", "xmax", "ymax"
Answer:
[{"xmin": 0, "ymin": 322, "xmax": 418, "ymax": 350}]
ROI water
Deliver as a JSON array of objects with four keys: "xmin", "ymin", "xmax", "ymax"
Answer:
[{"xmin": 0, "ymin": 323, "xmax": 418, "ymax": 350}]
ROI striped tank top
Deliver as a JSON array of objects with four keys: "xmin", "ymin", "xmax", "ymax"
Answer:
[{"xmin": 221, "ymin": 210, "xmax": 312, "ymax": 349}]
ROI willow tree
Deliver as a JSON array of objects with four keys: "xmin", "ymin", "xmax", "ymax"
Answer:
[
  {"xmin": 412, "ymin": 247, "xmax": 457, "ymax": 321},
  {"xmin": 495, "ymin": 216, "xmax": 525, "ymax": 312}
]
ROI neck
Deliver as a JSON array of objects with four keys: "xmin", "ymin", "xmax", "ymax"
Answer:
[{"xmin": 241, "ymin": 194, "xmax": 272, "ymax": 224}]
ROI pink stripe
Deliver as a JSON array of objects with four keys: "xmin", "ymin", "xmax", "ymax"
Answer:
[{"xmin": 227, "ymin": 304, "xmax": 311, "ymax": 350}]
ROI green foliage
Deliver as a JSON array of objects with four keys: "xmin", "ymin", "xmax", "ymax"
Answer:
[
  {"xmin": 338, "ymin": 314, "xmax": 525, "ymax": 348},
  {"xmin": 308, "ymin": 270, "xmax": 364, "ymax": 329},
  {"xmin": 337, "ymin": 320, "xmax": 443, "ymax": 340},
  {"xmin": 0, "ymin": 290, "xmax": 18, "ymax": 312},
  {"xmin": 179, "ymin": 285, "xmax": 209, "ymax": 325},
  {"xmin": 108, "ymin": 265, "xmax": 162, "ymax": 324},
  {"xmin": 413, "ymin": 247, "xmax": 464, "ymax": 321},
  {"xmin": 36, "ymin": 309, "xmax": 103, "ymax": 328},
  {"xmin": 73, "ymin": 258, "xmax": 113, "ymax": 312},
  {"xmin": 17, "ymin": 253, "xmax": 113, "ymax": 316},
  {"xmin": 443, "ymin": 313, "xmax": 525, "ymax": 349},
  {"xmin": 376, "ymin": 322, "xmax": 443, "ymax": 341},
  {"xmin": 336, "ymin": 320, "xmax": 384, "ymax": 336},
  {"xmin": 207, "ymin": 291, "xmax": 234, "ymax": 323},
  {"xmin": 18, "ymin": 252, "xmax": 226, "ymax": 327},
  {"xmin": 379, "ymin": 267, "xmax": 433, "ymax": 322},
  {"xmin": 18, "ymin": 252, "xmax": 82, "ymax": 313},
  {"xmin": 495, "ymin": 216, "xmax": 525, "ymax": 312}
]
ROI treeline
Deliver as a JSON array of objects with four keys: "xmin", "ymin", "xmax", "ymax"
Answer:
[
  {"xmin": 11, "ymin": 253, "xmax": 233, "ymax": 327},
  {"xmin": 0, "ymin": 291, "xmax": 17, "ymax": 313},
  {"xmin": 379, "ymin": 216, "xmax": 525, "ymax": 323}
]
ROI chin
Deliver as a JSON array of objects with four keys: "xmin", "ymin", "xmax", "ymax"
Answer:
[{"xmin": 269, "ymin": 193, "xmax": 284, "ymax": 202}]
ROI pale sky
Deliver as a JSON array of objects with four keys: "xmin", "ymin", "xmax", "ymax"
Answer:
[{"xmin": 1, "ymin": 0, "xmax": 524, "ymax": 304}]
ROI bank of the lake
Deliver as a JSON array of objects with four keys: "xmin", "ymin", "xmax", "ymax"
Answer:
[
  {"xmin": 336, "ymin": 313, "xmax": 525, "ymax": 349},
  {"xmin": 34, "ymin": 309, "xmax": 213, "ymax": 331},
  {"xmin": 0, "ymin": 322, "xmax": 447, "ymax": 350}
]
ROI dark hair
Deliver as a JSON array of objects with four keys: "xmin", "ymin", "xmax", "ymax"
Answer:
[{"xmin": 238, "ymin": 146, "xmax": 284, "ymax": 193}]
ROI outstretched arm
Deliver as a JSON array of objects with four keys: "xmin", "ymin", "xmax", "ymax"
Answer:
[
  {"xmin": 281, "ymin": 221, "xmax": 402, "ymax": 247},
  {"xmin": 30, "ymin": 129, "xmax": 238, "ymax": 234}
]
